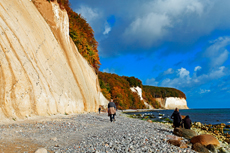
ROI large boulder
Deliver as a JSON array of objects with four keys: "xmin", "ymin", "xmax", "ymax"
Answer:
[
  {"xmin": 173, "ymin": 128, "xmax": 197, "ymax": 139},
  {"xmin": 190, "ymin": 134, "xmax": 220, "ymax": 146},
  {"xmin": 192, "ymin": 143, "xmax": 209, "ymax": 153}
]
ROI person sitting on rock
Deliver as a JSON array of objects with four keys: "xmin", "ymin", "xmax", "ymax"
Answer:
[
  {"xmin": 108, "ymin": 99, "xmax": 116, "ymax": 122},
  {"xmin": 182, "ymin": 115, "xmax": 192, "ymax": 129},
  {"xmin": 171, "ymin": 108, "xmax": 182, "ymax": 128}
]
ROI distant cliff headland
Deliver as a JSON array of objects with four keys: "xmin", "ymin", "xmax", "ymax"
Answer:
[
  {"xmin": 0, "ymin": 0, "xmax": 187, "ymax": 121},
  {"xmin": 99, "ymin": 72, "xmax": 188, "ymax": 110}
]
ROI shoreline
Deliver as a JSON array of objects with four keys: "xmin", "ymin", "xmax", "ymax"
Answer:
[
  {"xmin": 0, "ymin": 110, "xmax": 229, "ymax": 152},
  {"xmin": 126, "ymin": 111, "xmax": 230, "ymax": 151},
  {"xmin": 0, "ymin": 111, "xmax": 195, "ymax": 153}
]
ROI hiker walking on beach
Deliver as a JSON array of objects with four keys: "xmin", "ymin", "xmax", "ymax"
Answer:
[
  {"xmin": 170, "ymin": 108, "xmax": 182, "ymax": 128},
  {"xmin": 108, "ymin": 99, "xmax": 116, "ymax": 122},
  {"xmin": 98, "ymin": 107, "xmax": 101, "ymax": 114},
  {"xmin": 182, "ymin": 115, "xmax": 191, "ymax": 129}
]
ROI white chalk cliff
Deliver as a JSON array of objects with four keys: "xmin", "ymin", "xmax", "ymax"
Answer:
[
  {"xmin": 131, "ymin": 87, "xmax": 188, "ymax": 109},
  {"xmin": 0, "ymin": 0, "xmax": 104, "ymax": 120},
  {"xmin": 155, "ymin": 97, "xmax": 188, "ymax": 109},
  {"xmin": 130, "ymin": 87, "xmax": 154, "ymax": 109}
]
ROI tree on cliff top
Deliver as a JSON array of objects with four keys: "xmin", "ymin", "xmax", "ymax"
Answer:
[
  {"xmin": 48, "ymin": 0, "xmax": 101, "ymax": 71},
  {"xmin": 98, "ymin": 72, "xmax": 146, "ymax": 110}
]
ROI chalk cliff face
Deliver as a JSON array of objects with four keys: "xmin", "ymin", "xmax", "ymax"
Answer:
[
  {"xmin": 130, "ymin": 87, "xmax": 143, "ymax": 100},
  {"xmin": 156, "ymin": 98, "xmax": 188, "ymax": 109},
  {"xmin": 0, "ymin": 0, "xmax": 103, "ymax": 120},
  {"xmin": 131, "ymin": 87, "xmax": 188, "ymax": 109},
  {"xmin": 130, "ymin": 87, "xmax": 154, "ymax": 109}
]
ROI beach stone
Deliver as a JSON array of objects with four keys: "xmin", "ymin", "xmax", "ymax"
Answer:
[
  {"xmin": 196, "ymin": 122, "xmax": 202, "ymax": 128},
  {"xmin": 190, "ymin": 134, "xmax": 220, "ymax": 146},
  {"xmin": 173, "ymin": 128, "xmax": 197, "ymax": 139},
  {"xmin": 226, "ymin": 133, "xmax": 230, "ymax": 138},
  {"xmin": 167, "ymin": 139, "xmax": 187, "ymax": 148},
  {"xmin": 225, "ymin": 138, "xmax": 230, "ymax": 144},
  {"xmin": 219, "ymin": 147, "xmax": 228, "ymax": 153},
  {"xmin": 192, "ymin": 143, "xmax": 209, "ymax": 153},
  {"xmin": 221, "ymin": 123, "xmax": 226, "ymax": 127},
  {"xmin": 167, "ymin": 135, "xmax": 183, "ymax": 141},
  {"xmin": 206, "ymin": 144, "xmax": 217, "ymax": 153},
  {"xmin": 147, "ymin": 120, "xmax": 152, "ymax": 123},
  {"xmin": 34, "ymin": 148, "xmax": 47, "ymax": 153},
  {"xmin": 226, "ymin": 125, "xmax": 230, "ymax": 128},
  {"xmin": 51, "ymin": 137, "xmax": 57, "ymax": 141}
]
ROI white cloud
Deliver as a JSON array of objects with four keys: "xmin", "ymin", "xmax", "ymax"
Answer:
[
  {"xmin": 212, "ymin": 50, "xmax": 229, "ymax": 67},
  {"xmin": 103, "ymin": 22, "xmax": 111, "ymax": 35},
  {"xmin": 161, "ymin": 68, "xmax": 191, "ymax": 88},
  {"xmin": 208, "ymin": 66, "xmax": 225, "ymax": 79},
  {"xmin": 145, "ymin": 78, "xmax": 159, "ymax": 86},
  {"xmin": 123, "ymin": 0, "xmax": 207, "ymax": 46},
  {"xmin": 163, "ymin": 68, "xmax": 174, "ymax": 75},
  {"xmin": 75, "ymin": 6, "xmax": 99, "ymax": 24},
  {"xmin": 124, "ymin": 13, "xmax": 171, "ymax": 45},
  {"xmin": 200, "ymin": 89, "xmax": 211, "ymax": 94},
  {"xmin": 102, "ymin": 68, "xmax": 115, "ymax": 73},
  {"xmin": 151, "ymin": 0, "xmax": 204, "ymax": 16},
  {"xmin": 205, "ymin": 37, "xmax": 230, "ymax": 68},
  {"xmin": 178, "ymin": 68, "xmax": 190, "ymax": 78},
  {"xmin": 160, "ymin": 66, "xmax": 227, "ymax": 88},
  {"xmin": 194, "ymin": 66, "xmax": 202, "ymax": 71}
]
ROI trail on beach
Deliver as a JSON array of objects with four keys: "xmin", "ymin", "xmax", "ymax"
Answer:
[{"xmin": 0, "ymin": 111, "xmax": 197, "ymax": 153}]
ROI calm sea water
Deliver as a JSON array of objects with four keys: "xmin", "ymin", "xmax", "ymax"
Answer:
[{"xmin": 126, "ymin": 108, "xmax": 230, "ymax": 126}]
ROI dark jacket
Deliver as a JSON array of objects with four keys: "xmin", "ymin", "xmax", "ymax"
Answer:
[
  {"xmin": 182, "ymin": 116, "xmax": 191, "ymax": 129},
  {"xmin": 108, "ymin": 102, "xmax": 116, "ymax": 115},
  {"xmin": 171, "ymin": 111, "xmax": 182, "ymax": 127},
  {"xmin": 108, "ymin": 102, "xmax": 116, "ymax": 109}
]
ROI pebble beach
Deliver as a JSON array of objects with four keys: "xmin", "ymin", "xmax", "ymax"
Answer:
[{"xmin": 0, "ymin": 111, "xmax": 198, "ymax": 153}]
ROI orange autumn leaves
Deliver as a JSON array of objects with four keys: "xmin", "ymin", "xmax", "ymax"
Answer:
[
  {"xmin": 99, "ymin": 72, "xmax": 147, "ymax": 110},
  {"xmin": 54, "ymin": 0, "xmax": 100, "ymax": 71}
]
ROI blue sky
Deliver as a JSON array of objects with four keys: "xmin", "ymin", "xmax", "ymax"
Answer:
[{"xmin": 69, "ymin": 0, "xmax": 230, "ymax": 108}]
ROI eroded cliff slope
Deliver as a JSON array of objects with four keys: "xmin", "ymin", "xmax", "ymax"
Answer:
[{"xmin": 0, "ymin": 0, "xmax": 103, "ymax": 120}]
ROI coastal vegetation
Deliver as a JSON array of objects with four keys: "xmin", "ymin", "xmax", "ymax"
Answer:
[
  {"xmin": 143, "ymin": 85, "xmax": 186, "ymax": 99},
  {"xmin": 98, "ymin": 72, "xmax": 146, "ymax": 110},
  {"xmin": 99, "ymin": 72, "xmax": 186, "ymax": 109},
  {"xmin": 49, "ymin": 0, "xmax": 101, "ymax": 71}
]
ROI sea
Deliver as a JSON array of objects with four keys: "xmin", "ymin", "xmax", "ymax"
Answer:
[{"xmin": 126, "ymin": 108, "xmax": 230, "ymax": 126}]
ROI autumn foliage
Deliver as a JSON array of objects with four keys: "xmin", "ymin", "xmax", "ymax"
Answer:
[
  {"xmin": 143, "ymin": 86, "xmax": 186, "ymax": 99},
  {"xmin": 98, "ymin": 72, "xmax": 146, "ymax": 110},
  {"xmin": 48, "ymin": 0, "xmax": 101, "ymax": 71},
  {"xmin": 99, "ymin": 72, "xmax": 186, "ymax": 109}
]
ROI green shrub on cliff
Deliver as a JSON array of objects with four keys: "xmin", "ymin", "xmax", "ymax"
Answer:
[{"xmin": 143, "ymin": 85, "xmax": 186, "ymax": 99}]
